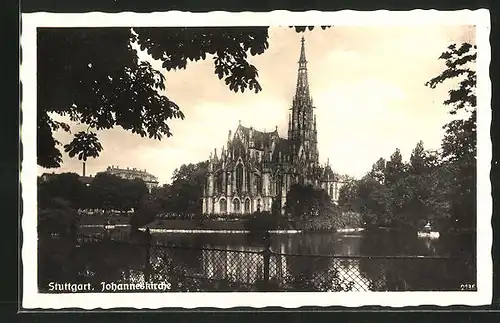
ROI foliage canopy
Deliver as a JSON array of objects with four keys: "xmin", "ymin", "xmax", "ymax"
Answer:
[
  {"xmin": 338, "ymin": 42, "xmax": 477, "ymax": 230},
  {"xmin": 38, "ymin": 26, "xmax": 329, "ymax": 168}
]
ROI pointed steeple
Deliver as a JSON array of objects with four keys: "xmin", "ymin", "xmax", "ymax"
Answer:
[
  {"xmin": 288, "ymin": 36, "xmax": 319, "ymax": 167},
  {"xmin": 288, "ymin": 113, "xmax": 292, "ymax": 138},
  {"xmin": 227, "ymin": 129, "xmax": 232, "ymax": 150},
  {"xmin": 295, "ymin": 36, "xmax": 310, "ymax": 100}
]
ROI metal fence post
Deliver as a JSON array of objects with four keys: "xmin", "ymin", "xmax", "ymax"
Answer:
[
  {"xmin": 144, "ymin": 229, "xmax": 152, "ymax": 282},
  {"xmin": 262, "ymin": 231, "xmax": 271, "ymax": 284}
]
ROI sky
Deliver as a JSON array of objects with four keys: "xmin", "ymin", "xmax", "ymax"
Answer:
[{"xmin": 37, "ymin": 25, "xmax": 476, "ymax": 185}]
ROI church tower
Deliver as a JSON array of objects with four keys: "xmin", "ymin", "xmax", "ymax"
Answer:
[
  {"xmin": 202, "ymin": 35, "xmax": 342, "ymax": 216},
  {"xmin": 288, "ymin": 37, "xmax": 319, "ymax": 177}
]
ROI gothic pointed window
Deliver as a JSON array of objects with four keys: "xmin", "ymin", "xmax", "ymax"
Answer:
[
  {"xmin": 233, "ymin": 199, "xmax": 240, "ymax": 213},
  {"xmin": 213, "ymin": 174, "xmax": 217, "ymax": 193},
  {"xmin": 255, "ymin": 174, "xmax": 262, "ymax": 194},
  {"xmin": 276, "ymin": 173, "xmax": 283, "ymax": 197},
  {"xmin": 236, "ymin": 163, "xmax": 244, "ymax": 193},
  {"xmin": 246, "ymin": 170, "xmax": 251, "ymax": 192},
  {"xmin": 220, "ymin": 199, "xmax": 227, "ymax": 214},
  {"xmin": 244, "ymin": 199, "xmax": 250, "ymax": 214},
  {"xmin": 215, "ymin": 171, "xmax": 223, "ymax": 194},
  {"xmin": 330, "ymin": 184, "xmax": 334, "ymax": 198}
]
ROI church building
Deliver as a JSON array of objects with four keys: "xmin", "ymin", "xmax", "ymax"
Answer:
[{"xmin": 202, "ymin": 37, "xmax": 343, "ymax": 216}]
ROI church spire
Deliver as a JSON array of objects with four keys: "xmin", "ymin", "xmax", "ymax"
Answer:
[{"xmin": 295, "ymin": 36, "xmax": 310, "ymax": 100}]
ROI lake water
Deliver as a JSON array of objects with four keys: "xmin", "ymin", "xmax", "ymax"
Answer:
[{"xmin": 39, "ymin": 229, "xmax": 476, "ymax": 292}]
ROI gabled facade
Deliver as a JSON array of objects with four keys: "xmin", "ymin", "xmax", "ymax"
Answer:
[{"xmin": 99, "ymin": 165, "xmax": 159, "ymax": 193}]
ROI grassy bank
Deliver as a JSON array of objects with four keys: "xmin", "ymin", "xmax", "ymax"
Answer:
[
  {"xmin": 150, "ymin": 219, "xmax": 247, "ymax": 231},
  {"xmin": 78, "ymin": 214, "xmax": 368, "ymax": 232}
]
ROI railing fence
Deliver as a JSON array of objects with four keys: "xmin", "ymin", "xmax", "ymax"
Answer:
[{"xmin": 72, "ymin": 231, "xmax": 476, "ymax": 292}]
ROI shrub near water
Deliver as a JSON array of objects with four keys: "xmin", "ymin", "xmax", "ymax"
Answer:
[
  {"xmin": 38, "ymin": 197, "xmax": 79, "ymax": 237},
  {"xmin": 336, "ymin": 210, "xmax": 363, "ymax": 229},
  {"xmin": 244, "ymin": 211, "xmax": 291, "ymax": 232},
  {"xmin": 299, "ymin": 210, "xmax": 362, "ymax": 232},
  {"xmin": 129, "ymin": 195, "xmax": 160, "ymax": 229},
  {"xmin": 302, "ymin": 215, "xmax": 337, "ymax": 232}
]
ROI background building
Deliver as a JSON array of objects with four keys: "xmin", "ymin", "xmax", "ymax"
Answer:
[
  {"xmin": 202, "ymin": 38, "xmax": 344, "ymax": 216},
  {"xmin": 40, "ymin": 166, "xmax": 159, "ymax": 192},
  {"xmin": 99, "ymin": 165, "xmax": 159, "ymax": 192}
]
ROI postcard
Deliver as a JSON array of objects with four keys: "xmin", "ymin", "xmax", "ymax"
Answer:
[{"xmin": 20, "ymin": 9, "xmax": 491, "ymax": 309}]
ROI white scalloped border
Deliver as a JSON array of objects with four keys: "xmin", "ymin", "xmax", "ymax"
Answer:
[{"xmin": 20, "ymin": 9, "xmax": 492, "ymax": 309}]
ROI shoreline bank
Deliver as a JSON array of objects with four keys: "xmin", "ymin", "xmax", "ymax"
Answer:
[
  {"xmin": 79, "ymin": 223, "xmax": 366, "ymax": 235},
  {"xmin": 137, "ymin": 227, "xmax": 303, "ymax": 234}
]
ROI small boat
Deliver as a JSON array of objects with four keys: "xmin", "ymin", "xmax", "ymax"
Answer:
[
  {"xmin": 104, "ymin": 220, "xmax": 116, "ymax": 230},
  {"xmin": 417, "ymin": 231, "xmax": 440, "ymax": 238},
  {"xmin": 417, "ymin": 222, "xmax": 440, "ymax": 239}
]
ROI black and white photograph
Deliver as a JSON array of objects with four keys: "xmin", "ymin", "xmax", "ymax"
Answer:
[{"xmin": 21, "ymin": 10, "xmax": 491, "ymax": 308}]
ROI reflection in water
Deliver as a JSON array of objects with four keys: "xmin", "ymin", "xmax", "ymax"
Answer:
[{"xmin": 39, "ymin": 230, "xmax": 476, "ymax": 292}]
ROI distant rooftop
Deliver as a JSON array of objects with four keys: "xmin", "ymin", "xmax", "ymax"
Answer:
[
  {"xmin": 106, "ymin": 165, "xmax": 151, "ymax": 173},
  {"xmin": 104, "ymin": 165, "xmax": 159, "ymax": 182}
]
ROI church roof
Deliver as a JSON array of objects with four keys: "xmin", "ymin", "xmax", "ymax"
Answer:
[
  {"xmin": 271, "ymin": 138, "xmax": 292, "ymax": 162},
  {"xmin": 235, "ymin": 124, "xmax": 278, "ymax": 149},
  {"xmin": 231, "ymin": 136, "xmax": 247, "ymax": 160}
]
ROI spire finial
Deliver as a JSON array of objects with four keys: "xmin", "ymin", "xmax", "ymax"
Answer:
[{"xmin": 299, "ymin": 36, "xmax": 307, "ymax": 67}]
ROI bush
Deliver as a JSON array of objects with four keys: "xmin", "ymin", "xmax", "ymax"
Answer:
[
  {"xmin": 129, "ymin": 196, "xmax": 160, "ymax": 229},
  {"xmin": 336, "ymin": 210, "xmax": 363, "ymax": 229},
  {"xmin": 244, "ymin": 211, "xmax": 291, "ymax": 232},
  {"xmin": 300, "ymin": 210, "xmax": 363, "ymax": 232},
  {"xmin": 302, "ymin": 215, "xmax": 337, "ymax": 232},
  {"xmin": 38, "ymin": 197, "xmax": 78, "ymax": 237}
]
